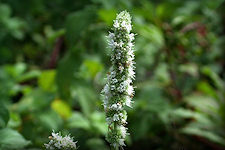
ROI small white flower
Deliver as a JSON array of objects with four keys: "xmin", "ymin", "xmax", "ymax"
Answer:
[
  {"xmin": 116, "ymin": 52, "xmax": 121, "ymax": 59},
  {"xmin": 113, "ymin": 20, "xmax": 119, "ymax": 28},
  {"xmin": 117, "ymin": 82, "xmax": 127, "ymax": 93},
  {"xmin": 108, "ymin": 32, "xmax": 115, "ymax": 39},
  {"xmin": 102, "ymin": 84, "xmax": 110, "ymax": 94},
  {"xmin": 112, "ymin": 143, "xmax": 118, "ymax": 148},
  {"xmin": 111, "ymin": 85, "xmax": 116, "ymax": 91},
  {"xmin": 127, "ymin": 50, "xmax": 134, "ymax": 57},
  {"xmin": 103, "ymin": 103, "xmax": 108, "ymax": 110},
  {"xmin": 110, "ymin": 103, "xmax": 122, "ymax": 111},
  {"xmin": 111, "ymin": 78, "xmax": 118, "ymax": 84},
  {"xmin": 127, "ymin": 42, "xmax": 133, "ymax": 48},
  {"xmin": 118, "ymin": 41, "xmax": 124, "ymax": 48},
  {"xmin": 128, "ymin": 67, "xmax": 135, "ymax": 79},
  {"xmin": 126, "ymin": 24, "xmax": 132, "ymax": 32},
  {"xmin": 54, "ymin": 142, "xmax": 61, "ymax": 149},
  {"xmin": 121, "ymin": 114, "xmax": 127, "ymax": 124},
  {"xmin": 127, "ymin": 78, "xmax": 132, "ymax": 84},
  {"xmin": 111, "ymin": 104, "xmax": 118, "ymax": 110},
  {"xmin": 118, "ymin": 139, "xmax": 125, "ymax": 146},
  {"xmin": 111, "ymin": 55, "xmax": 115, "ymax": 61},
  {"xmin": 128, "ymin": 56, "xmax": 134, "ymax": 62},
  {"xmin": 119, "ymin": 113, "xmax": 124, "ymax": 117},
  {"xmin": 118, "ymin": 126, "xmax": 127, "ymax": 138},
  {"xmin": 121, "ymin": 75, "xmax": 126, "ymax": 80},
  {"xmin": 127, "ymin": 85, "xmax": 134, "ymax": 96},
  {"xmin": 110, "ymin": 71, "xmax": 116, "ymax": 78},
  {"xmin": 118, "ymin": 65, "xmax": 124, "ymax": 73},
  {"xmin": 125, "ymin": 96, "xmax": 133, "ymax": 107},
  {"xmin": 129, "ymin": 33, "xmax": 135, "ymax": 41},
  {"xmin": 108, "ymin": 39, "xmax": 116, "ymax": 50},
  {"xmin": 106, "ymin": 117, "xmax": 113, "ymax": 124},
  {"xmin": 113, "ymin": 114, "xmax": 120, "ymax": 121},
  {"xmin": 121, "ymin": 21, "xmax": 126, "ymax": 28}
]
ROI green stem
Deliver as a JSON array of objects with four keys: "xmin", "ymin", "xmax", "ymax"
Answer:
[
  {"xmin": 111, "ymin": 146, "xmax": 119, "ymax": 150},
  {"xmin": 111, "ymin": 123, "xmax": 119, "ymax": 150}
]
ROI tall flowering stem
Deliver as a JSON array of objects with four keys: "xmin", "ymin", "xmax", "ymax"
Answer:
[{"xmin": 102, "ymin": 11, "xmax": 135, "ymax": 149}]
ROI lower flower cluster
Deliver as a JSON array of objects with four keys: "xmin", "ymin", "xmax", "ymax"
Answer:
[{"xmin": 44, "ymin": 131, "xmax": 78, "ymax": 150}]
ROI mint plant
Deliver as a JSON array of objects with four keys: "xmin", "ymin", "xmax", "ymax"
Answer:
[{"xmin": 101, "ymin": 11, "xmax": 135, "ymax": 149}]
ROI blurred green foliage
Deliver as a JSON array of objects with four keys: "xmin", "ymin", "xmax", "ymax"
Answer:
[{"xmin": 0, "ymin": 0, "xmax": 225, "ymax": 150}]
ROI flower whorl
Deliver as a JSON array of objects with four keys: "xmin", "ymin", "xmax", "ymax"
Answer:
[
  {"xmin": 44, "ymin": 131, "xmax": 78, "ymax": 150},
  {"xmin": 102, "ymin": 11, "xmax": 135, "ymax": 148}
]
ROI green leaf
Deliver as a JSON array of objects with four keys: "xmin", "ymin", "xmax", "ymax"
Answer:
[
  {"xmin": 56, "ymin": 51, "xmax": 82, "ymax": 99},
  {"xmin": 184, "ymin": 94, "xmax": 219, "ymax": 114},
  {"xmin": 65, "ymin": 7, "xmax": 96, "ymax": 46},
  {"xmin": 15, "ymin": 88, "xmax": 54, "ymax": 113},
  {"xmin": 44, "ymin": 25, "xmax": 65, "ymax": 44},
  {"xmin": 38, "ymin": 70, "xmax": 56, "ymax": 92},
  {"xmin": 79, "ymin": 59, "xmax": 103, "ymax": 80},
  {"xmin": 7, "ymin": 112, "xmax": 21, "ymax": 128},
  {"xmin": 37, "ymin": 110, "xmax": 63, "ymax": 131},
  {"xmin": 75, "ymin": 86, "xmax": 96, "ymax": 116},
  {"xmin": 154, "ymin": 63, "xmax": 170, "ymax": 84},
  {"xmin": 17, "ymin": 70, "xmax": 41, "ymax": 82},
  {"xmin": 51, "ymin": 99, "xmax": 72, "ymax": 119},
  {"xmin": 90, "ymin": 112, "xmax": 107, "ymax": 135},
  {"xmin": 98, "ymin": 9, "xmax": 116, "ymax": 25},
  {"xmin": 137, "ymin": 24, "xmax": 164, "ymax": 48},
  {"xmin": 201, "ymin": 66, "xmax": 224, "ymax": 90},
  {"xmin": 66, "ymin": 112, "xmax": 90, "ymax": 130},
  {"xmin": 0, "ymin": 102, "xmax": 9, "ymax": 128},
  {"xmin": 86, "ymin": 138, "xmax": 108, "ymax": 150},
  {"xmin": 156, "ymin": 2, "xmax": 180, "ymax": 19},
  {"xmin": 171, "ymin": 108, "xmax": 214, "ymax": 125},
  {"xmin": 0, "ymin": 128, "xmax": 30, "ymax": 149},
  {"xmin": 181, "ymin": 126, "xmax": 225, "ymax": 145},
  {"xmin": 4, "ymin": 63, "xmax": 26, "ymax": 79},
  {"xmin": 0, "ymin": 4, "xmax": 11, "ymax": 20},
  {"xmin": 179, "ymin": 63, "xmax": 198, "ymax": 77},
  {"xmin": 197, "ymin": 81, "xmax": 217, "ymax": 98}
]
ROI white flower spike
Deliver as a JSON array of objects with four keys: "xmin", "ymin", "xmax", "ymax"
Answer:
[{"xmin": 101, "ymin": 10, "xmax": 135, "ymax": 149}]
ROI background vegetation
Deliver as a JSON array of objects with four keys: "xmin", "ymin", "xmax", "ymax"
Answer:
[{"xmin": 0, "ymin": 0, "xmax": 225, "ymax": 149}]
